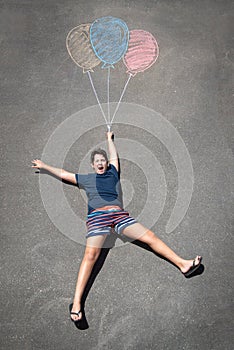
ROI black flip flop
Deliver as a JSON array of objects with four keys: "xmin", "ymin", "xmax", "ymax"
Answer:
[
  {"xmin": 184, "ymin": 256, "xmax": 202, "ymax": 277},
  {"xmin": 69, "ymin": 303, "xmax": 82, "ymax": 323}
]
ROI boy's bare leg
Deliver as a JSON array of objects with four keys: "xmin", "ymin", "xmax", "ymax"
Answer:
[
  {"xmin": 122, "ymin": 223, "xmax": 201, "ymax": 273},
  {"xmin": 71, "ymin": 235, "xmax": 107, "ymax": 321}
]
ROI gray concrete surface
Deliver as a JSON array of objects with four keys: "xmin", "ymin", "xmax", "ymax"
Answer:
[{"xmin": 1, "ymin": 0, "xmax": 233, "ymax": 349}]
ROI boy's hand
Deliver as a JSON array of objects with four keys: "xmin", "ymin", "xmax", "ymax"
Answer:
[
  {"xmin": 31, "ymin": 159, "xmax": 45, "ymax": 169},
  {"xmin": 107, "ymin": 131, "xmax": 114, "ymax": 141}
]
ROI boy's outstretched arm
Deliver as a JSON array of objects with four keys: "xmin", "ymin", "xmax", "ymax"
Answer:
[
  {"xmin": 107, "ymin": 131, "xmax": 119, "ymax": 172},
  {"xmin": 31, "ymin": 159, "xmax": 77, "ymax": 184}
]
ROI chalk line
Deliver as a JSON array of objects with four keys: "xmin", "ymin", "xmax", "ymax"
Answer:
[
  {"xmin": 110, "ymin": 74, "xmax": 132, "ymax": 127},
  {"xmin": 87, "ymin": 71, "xmax": 108, "ymax": 127},
  {"xmin": 107, "ymin": 67, "xmax": 111, "ymax": 127}
]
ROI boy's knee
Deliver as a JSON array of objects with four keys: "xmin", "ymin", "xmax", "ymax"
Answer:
[
  {"xmin": 84, "ymin": 248, "xmax": 101, "ymax": 262},
  {"xmin": 141, "ymin": 229, "xmax": 155, "ymax": 244}
]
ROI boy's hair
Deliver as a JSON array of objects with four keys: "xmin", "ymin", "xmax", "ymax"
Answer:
[{"xmin": 90, "ymin": 148, "xmax": 108, "ymax": 164}]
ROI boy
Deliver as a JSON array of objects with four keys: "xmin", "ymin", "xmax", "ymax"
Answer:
[{"xmin": 32, "ymin": 131, "xmax": 202, "ymax": 323}]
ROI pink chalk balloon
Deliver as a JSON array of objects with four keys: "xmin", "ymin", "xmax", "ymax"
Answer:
[{"xmin": 123, "ymin": 30, "xmax": 159, "ymax": 76}]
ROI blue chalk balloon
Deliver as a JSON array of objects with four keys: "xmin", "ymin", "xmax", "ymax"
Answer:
[{"xmin": 90, "ymin": 16, "xmax": 129, "ymax": 68}]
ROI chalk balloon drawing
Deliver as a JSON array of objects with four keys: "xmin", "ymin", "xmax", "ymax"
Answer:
[
  {"xmin": 90, "ymin": 16, "xmax": 129, "ymax": 68},
  {"xmin": 123, "ymin": 30, "xmax": 159, "ymax": 76},
  {"xmin": 66, "ymin": 24, "xmax": 101, "ymax": 73},
  {"xmin": 66, "ymin": 18, "xmax": 159, "ymax": 130}
]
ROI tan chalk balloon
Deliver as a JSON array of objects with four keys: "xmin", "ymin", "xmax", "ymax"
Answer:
[{"xmin": 66, "ymin": 24, "xmax": 101, "ymax": 73}]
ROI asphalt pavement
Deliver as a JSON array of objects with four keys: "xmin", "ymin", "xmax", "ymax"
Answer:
[{"xmin": 1, "ymin": 1, "xmax": 233, "ymax": 349}]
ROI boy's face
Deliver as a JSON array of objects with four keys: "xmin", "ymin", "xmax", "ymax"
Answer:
[{"xmin": 91, "ymin": 154, "xmax": 108, "ymax": 174}]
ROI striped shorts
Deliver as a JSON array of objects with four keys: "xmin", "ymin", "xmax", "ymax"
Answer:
[{"xmin": 86, "ymin": 208, "xmax": 137, "ymax": 238}]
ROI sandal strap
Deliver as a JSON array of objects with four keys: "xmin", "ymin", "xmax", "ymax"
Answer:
[{"xmin": 70, "ymin": 310, "xmax": 81, "ymax": 316}]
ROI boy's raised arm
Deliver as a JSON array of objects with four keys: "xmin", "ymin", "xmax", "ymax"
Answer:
[
  {"xmin": 107, "ymin": 132, "xmax": 119, "ymax": 172},
  {"xmin": 31, "ymin": 159, "xmax": 77, "ymax": 184}
]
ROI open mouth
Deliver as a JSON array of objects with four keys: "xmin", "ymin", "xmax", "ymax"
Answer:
[{"xmin": 98, "ymin": 166, "xmax": 104, "ymax": 171}]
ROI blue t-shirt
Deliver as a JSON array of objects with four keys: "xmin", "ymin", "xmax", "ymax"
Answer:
[{"xmin": 75, "ymin": 164, "xmax": 123, "ymax": 214}]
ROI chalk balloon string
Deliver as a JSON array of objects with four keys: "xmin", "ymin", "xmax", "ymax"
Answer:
[
  {"xmin": 87, "ymin": 71, "xmax": 109, "ymax": 128},
  {"xmin": 88, "ymin": 67, "xmax": 131, "ymax": 132},
  {"xmin": 109, "ymin": 73, "xmax": 132, "ymax": 129},
  {"xmin": 107, "ymin": 67, "xmax": 111, "ymax": 127}
]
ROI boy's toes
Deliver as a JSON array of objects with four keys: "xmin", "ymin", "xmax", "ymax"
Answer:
[
  {"xmin": 71, "ymin": 312, "xmax": 82, "ymax": 322},
  {"xmin": 194, "ymin": 255, "xmax": 202, "ymax": 266}
]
